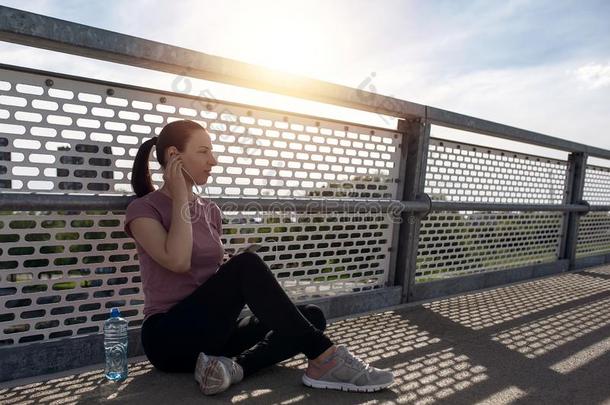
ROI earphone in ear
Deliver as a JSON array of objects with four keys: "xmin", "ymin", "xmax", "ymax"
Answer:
[
  {"xmin": 169, "ymin": 152, "xmax": 221, "ymax": 243},
  {"xmin": 170, "ymin": 152, "xmax": 205, "ymax": 197}
]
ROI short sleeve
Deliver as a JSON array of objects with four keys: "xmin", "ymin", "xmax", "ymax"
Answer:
[{"xmin": 124, "ymin": 198, "xmax": 162, "ymax": 238}]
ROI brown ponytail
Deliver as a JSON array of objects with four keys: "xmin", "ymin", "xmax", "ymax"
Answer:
[{"xmin": 129, "ymin": 119, "xmax": 206, "ymax": 197}]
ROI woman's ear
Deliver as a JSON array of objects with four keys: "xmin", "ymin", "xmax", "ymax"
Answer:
[{"xmin": 166, "ymin": 147, "xmax": 177, "ymax": 160}]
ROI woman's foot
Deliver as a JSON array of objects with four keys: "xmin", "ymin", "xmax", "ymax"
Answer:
[
  {"xmin": 194, "ymin": 352, "xmax": 244, "ymax": 395},
  {"xmin": 303, "ymin": 344, "xmax": 394, "ymax": 393},
  {"xmin": 310, "ymin": 344, "xmax": 337, "ymax": 363}
]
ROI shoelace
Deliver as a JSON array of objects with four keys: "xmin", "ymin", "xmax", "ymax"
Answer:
[
  {"xmin": 225, "ymin": 359, "xmax": 243, "ymax": 383},
  {"xmin": 342, "ymin": 349, "xmax": 371, "ymax": 372},
  {"xmin": 229, "ymin": 362, "xmax": 238, "ymax": 377}
]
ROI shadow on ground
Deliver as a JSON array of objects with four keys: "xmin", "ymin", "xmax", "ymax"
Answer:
[{"xmin": 2, "ymin": 264, "xmax": 610, "ymax": 404}]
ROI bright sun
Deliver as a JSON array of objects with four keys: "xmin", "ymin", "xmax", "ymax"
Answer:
[
  {"xmin": 172, "ymin": 2, "xmax": 394, "ymax": 129},
  {"xmin": 216, "ymin": 2, "xmax": 343, "ymax": 77}
]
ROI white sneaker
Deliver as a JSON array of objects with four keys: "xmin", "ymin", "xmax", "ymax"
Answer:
[
  {"xmin": 194, "ymin": 352, "xmax": 244, "ymax": 395},
  {"xmin": 302, "ymin": 344, "xmax": 395, "ymax": 393}
]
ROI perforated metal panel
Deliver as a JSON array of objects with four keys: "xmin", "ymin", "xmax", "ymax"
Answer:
[
  {"xmin": 0, "ymin": 66, "xmax": 401, "ymax": 347},
  {"xmin": 0, "ymin": 68, "xmax": 400, "ymax": 198},
  {"xmin": 425, "ymin": 138, "xmax": 567, "ymax": 203},
  {"xmin": 0, "ymin": 208, "xmax": 143, "ymax": 344},
  {"xmin": 417, "ymin": 139, "xmax": 568, "ymax": 282},
  {"xmin": 222, "ymin": 210, "xmax": 394, "ymax": 299},
  {"xmin": 576, "ymin": 212, "xmax": 610, "ymax": 258},
  {"xmin": 583, "ymin": 164, "xmax": 610, "ymax": 206},
  {"xmin": 415, "ymin": 211, "xmax": 564, "ymax": 282},
  {"xmin": 575, "ymin": 164, "xmax": 610, "ymax": 258}
]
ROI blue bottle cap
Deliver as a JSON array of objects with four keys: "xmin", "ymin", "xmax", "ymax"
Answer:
[{"xmin": 111, "ymin": 307, "xmax": 120, "ymax": 318}]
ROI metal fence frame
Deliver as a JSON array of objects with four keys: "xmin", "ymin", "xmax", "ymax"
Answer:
[{"xmin": 1, "ymin": 5, "xmax": 610, "ymax": 383}]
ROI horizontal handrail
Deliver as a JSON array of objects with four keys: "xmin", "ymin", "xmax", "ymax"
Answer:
[
  {"xmin": 1, "ymin": 193, "xmax": 604, "ymax": 215},
  {"xmin": 426, "ymin": 107, "xmax": 610, "ymax": 160},
  {"xmin": 0, "ymin": 193, "xmax": 429, "ymax": 213},
  {"xmin": 431, "ymin": 201, "xmax": 598, "ymax": 213}
]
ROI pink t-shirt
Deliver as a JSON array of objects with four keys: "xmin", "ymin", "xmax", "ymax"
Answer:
[{"xmin": 123, "ymin": 190, "xmax": 225, "ymax": 322}]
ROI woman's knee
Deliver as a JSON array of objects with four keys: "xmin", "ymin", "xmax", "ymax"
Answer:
[
  {"xmin": 232, "ymin": 252, "xmax": 274, "ymax": 278},
  {"xmin": 238, "ymin": 251, "xmax": 262, "ymax": 262},
  {"xmin": 301, "ymin": 304, "xmax": 327, "ymax": 331},
  {"xmin": 230, "ymin": 251, "xmax": 266, "ymax": 270}
]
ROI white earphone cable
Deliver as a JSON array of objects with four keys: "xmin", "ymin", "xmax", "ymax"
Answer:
[
  {"xmin": 180, "ymin": 163, "xmax": 258, "ymax": 258},
  {"xmin": 179, "ymin": 165, "xmax": 221, "ymax": 241}
]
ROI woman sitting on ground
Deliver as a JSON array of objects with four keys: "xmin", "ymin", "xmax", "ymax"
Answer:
[{"xmin": 124, "ymin": 119, "xmax": 395, "ymax": 395}]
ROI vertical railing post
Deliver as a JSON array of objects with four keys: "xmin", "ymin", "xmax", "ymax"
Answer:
[
  {"xmin": 393, "ymin": 118, "xmax": 430, "ymax": 304},
  {"xmin": 558, "ymin": 151, "xmax": 588, "ymax": 270},
  {"xmin": 385, "ymin": 121, "xmax": 409, "ymax": 288}
]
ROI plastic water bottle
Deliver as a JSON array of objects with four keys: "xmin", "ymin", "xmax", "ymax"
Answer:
[{"xmin": 104, "ymin": 307, "xmax": 128, "ymax": 382}]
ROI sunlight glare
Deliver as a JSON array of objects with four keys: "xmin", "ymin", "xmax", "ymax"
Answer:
[{"xmin": 225, "ymin": 2, "xmax": 338, "ymax": 76}]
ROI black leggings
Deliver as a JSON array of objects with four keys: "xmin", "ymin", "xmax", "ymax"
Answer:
[{"xmin": 141, "ymin": 251, "xmax": 335, "ymax": 378}]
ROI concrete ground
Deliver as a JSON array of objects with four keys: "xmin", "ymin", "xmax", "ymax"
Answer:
[{"xmin": 2, "ymin": 264, "xmax": 610, "ymax": 405}]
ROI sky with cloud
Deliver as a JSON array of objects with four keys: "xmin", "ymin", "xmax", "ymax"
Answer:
[{"xmin": 0, "ymin": 0, "xmax": 609, "ymax": 161}]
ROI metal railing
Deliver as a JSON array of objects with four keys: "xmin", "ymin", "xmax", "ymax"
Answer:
[{"xmin": 0, "ymin": 5, "xmax": 609, "ymax": 382}]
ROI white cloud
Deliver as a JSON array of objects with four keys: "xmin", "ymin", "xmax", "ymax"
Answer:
[
  {"xmin": 431, "ymin": 62, "xmax": 610, "ymax": 149},
  {"xmin": 358, "ymin": 58, "xmax": 610, "ymax": 156},
  {"xmin": 574, "ymin": 63, "xmax": 610, "ymax": 89}
]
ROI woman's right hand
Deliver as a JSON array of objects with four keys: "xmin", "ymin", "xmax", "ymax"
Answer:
[{"xmin": 163, "ymin": 154, "xmax": 190, "ymax": 201}]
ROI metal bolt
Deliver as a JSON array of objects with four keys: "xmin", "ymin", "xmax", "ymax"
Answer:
[
  {"xmin": 159, "ymin": 96, "xmax": 167, "ymax": 104},
  {"xmin": 106, "ymin": 88, "xmax": 114, "ymax": 96},
  {"xmin": 45, "ymin": 79, "xmax": 54, "ymax": 87}
]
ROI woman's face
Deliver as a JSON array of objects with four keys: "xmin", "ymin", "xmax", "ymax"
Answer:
[{"xmin": 166, "ymin": 129, "xmax": 218, "ymax": 185}]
